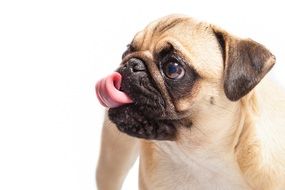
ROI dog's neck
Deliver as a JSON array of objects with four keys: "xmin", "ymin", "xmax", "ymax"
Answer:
[
  {"xmin": 147, "ymin": 94, "xmax": 256, "ymax": 189},
  {"xmin": 177, "ymin": 95, "xmax": 248, "ymax": 153}
]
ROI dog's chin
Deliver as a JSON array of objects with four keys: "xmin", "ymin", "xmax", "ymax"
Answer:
[{"xmin": 108, "ymin": 104, "xmax": 177, "ymax": 140}]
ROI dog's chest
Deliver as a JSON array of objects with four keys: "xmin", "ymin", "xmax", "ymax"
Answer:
[
  {"xmin": 142, "ymin": 162, "xmax": 216, "ymax": 190},
  {"xmin": 139, "ymin": 141, "xmax": 250, "ymax": 190}
]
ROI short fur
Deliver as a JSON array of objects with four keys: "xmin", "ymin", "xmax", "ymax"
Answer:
[{"xmin": 96, "ymin": 15, "xmax": 285, "ymax": 190}]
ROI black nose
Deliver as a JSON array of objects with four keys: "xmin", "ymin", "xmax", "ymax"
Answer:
[{"xmin": 127, "ymin": 58, "xmax": 146, "ymax": 72}]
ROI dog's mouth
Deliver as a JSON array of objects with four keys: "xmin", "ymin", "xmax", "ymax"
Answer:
[
  {"xmin": 95, "ymin": 72, "xmax": 133, "ymax": 108},
  {"xmin": 96, "ymin": 58, "xmax": 177, "ymax": 140}
]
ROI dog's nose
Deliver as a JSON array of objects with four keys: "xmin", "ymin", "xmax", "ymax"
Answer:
[{"xmin": 128, "ymin": 58, "xmax": 146, "ymax": 72}]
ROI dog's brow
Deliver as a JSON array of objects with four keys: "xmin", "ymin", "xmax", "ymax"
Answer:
[
  {"xmin": 157, "ymin": 42, "xmax": 173, "ymax": 58},
  {"xmin": 157, "ymin": 18, "xmax": 187, "ymax": 34}
]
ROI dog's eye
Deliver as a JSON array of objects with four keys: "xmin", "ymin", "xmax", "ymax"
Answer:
[{"xmin": 162, "ymin": 62, "xmax": 185, "ymax": 79}]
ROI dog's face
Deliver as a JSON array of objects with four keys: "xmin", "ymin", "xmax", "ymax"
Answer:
[{"xmin": 108, "ymin": 15, "xmax": 275, "ymax": 141}]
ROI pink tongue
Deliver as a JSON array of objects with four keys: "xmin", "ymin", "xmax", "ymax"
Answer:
[{"xmin": 95, "ymin": 72, "xmax": 133, "ymax": 108}]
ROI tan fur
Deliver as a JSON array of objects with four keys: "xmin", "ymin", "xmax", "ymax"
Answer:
[
  {"xmin": 96, "ymin": 116, "xmax": 139, "ymax": 190},
  {"xmin": 96, "ymin": 15, "xmax": 285, "ymax": 190}
]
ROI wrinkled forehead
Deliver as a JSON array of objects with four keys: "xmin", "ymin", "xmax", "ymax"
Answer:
[{"xmin": 132, "ymin": 16, "xmax": 224, "ymax": 79}]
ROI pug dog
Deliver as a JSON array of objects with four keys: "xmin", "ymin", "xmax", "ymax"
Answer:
[{"xmin": 95, "ymin": 15, "xmax": 285, "ymax": 190}]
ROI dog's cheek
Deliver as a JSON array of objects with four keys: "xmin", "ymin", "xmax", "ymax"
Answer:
[{"xmin": 108, "ymin": 105, "xmax": 177, "ymax": 140}]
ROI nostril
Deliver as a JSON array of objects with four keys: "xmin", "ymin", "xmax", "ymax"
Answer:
[
  {"xmin": 129, "ymin": 58, "xmax": 146, "ymax": 72},
  {"xmin": 133, "ymin": 63, "xmax": 145, "ymax": 72}
]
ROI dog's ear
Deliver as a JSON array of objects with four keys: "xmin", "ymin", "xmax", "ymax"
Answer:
[{"xmin": 211, "ymin": 26, "xmax": 276, "ymax": 101}]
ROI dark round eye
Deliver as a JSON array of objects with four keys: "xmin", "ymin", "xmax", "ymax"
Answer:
[{"xmin": 162, "ymin": 62, "xmax": 185, "ymax": 79}]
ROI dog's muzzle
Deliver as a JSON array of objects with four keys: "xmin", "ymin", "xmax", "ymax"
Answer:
[{"xmin": 104, "ymin": 57, "xmax": 177, "ymax": 140}]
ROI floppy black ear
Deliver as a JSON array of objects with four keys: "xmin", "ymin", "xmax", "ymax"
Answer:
[{"xmin": 212, "ymin": 26, "xmax": 276, "ymax": 101}]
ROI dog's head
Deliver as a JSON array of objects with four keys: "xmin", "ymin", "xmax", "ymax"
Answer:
[{"xmin": 103, "ymin": 15, "xmax": 275, "ymax": 141}]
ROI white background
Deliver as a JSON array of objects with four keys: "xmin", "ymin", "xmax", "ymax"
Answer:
[{"xmin": 0, "ymin": 0, "xmax": 284, "ymax": 189}]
